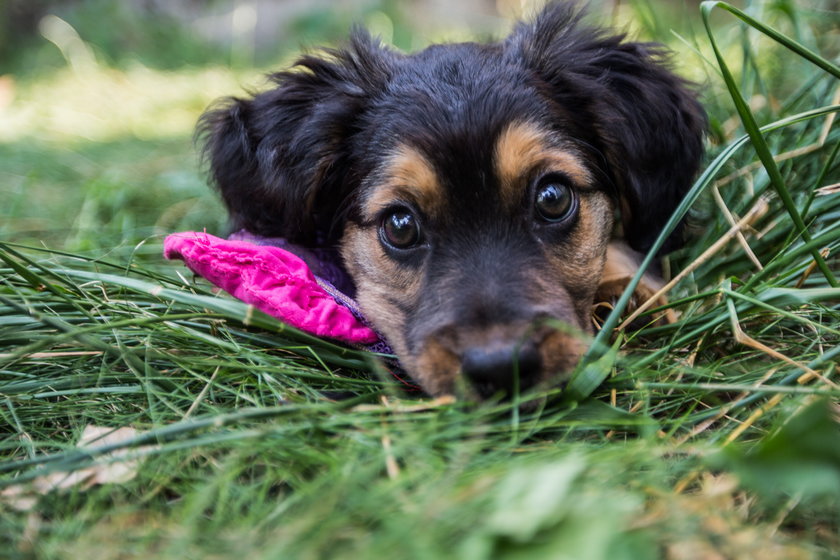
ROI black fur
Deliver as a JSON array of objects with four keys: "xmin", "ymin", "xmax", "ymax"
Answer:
[
  {"xmin": 199, "ymin": 1, "xmax": 705, "ymax": 253},
  {"xmin": 198, "ymin": 31, "xmax": 396, "ymax": 245}
]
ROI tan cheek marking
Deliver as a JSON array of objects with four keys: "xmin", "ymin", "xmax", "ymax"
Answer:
[
  {"xmin": 533, "ymin": 192, "xmax": 614, "ymax": 327},
  {"xmin": 538, "ymin": 329, "xmax": 588, "ymax": 385},
  {"xmin": 339, "ymin": 223, "xmax": 421, "ymax": 361},
  {"xmin": 494, "ymin": 121, "xmax": 593, "ymax": 210},
  {"xmin": 412, "ymin": 339, "xmax": 461, "ymax": 397},
  {"xmin": 363, "ymin": 145, "xmax": 443, "ymax": 220},
  {"xmin": 342, "ymin": 224, "xmax": 461, "ymax": 397}
]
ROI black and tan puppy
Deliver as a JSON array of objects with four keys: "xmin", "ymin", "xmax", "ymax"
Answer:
[{"xmin": 199, "ymin": 2, "xmax": 705, "ymax": 399}]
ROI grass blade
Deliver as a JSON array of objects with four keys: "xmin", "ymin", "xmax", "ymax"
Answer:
[{"xmin": 700, "ymin": 1, "xmax": 837, "ymax": 287}]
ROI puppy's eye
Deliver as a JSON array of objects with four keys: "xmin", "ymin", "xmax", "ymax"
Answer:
[
  {"xmin": 535, "ymin": 179, "xmax": 576, "ymax": 223},
  {"xmin": 380, "ymin": 209, "xmax": 422, "ymax": 250}
]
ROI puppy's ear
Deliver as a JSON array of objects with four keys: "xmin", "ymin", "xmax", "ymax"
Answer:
[
  {"xmin": 198, "ymin": 30, "xmax": 394, "ymax": 243},
  {"xmin": 507, "ymin": 3, "xmax": 706, "ymax": 253}
]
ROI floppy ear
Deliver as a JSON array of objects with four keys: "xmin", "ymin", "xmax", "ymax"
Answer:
[
  {"xmin": 506, "ymin": 3, "xmax": 706, "ymax": 253},
  {"xmin": 198, "ymin": 30, "xmax": 394, "ymax": 244}
]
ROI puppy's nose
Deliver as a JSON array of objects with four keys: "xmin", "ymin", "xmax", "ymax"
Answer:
[{"xmin": 461, "ymin": 342, "xmax": 542, "ymax": 398}]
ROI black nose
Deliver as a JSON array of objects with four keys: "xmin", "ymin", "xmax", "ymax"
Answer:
[{"xmin": 460, "ymin": 342, "xmax": 542, "ymax": 398}]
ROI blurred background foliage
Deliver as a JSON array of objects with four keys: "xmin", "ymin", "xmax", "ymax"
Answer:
[{"xmin": 0, "ymin": 0, "xmax": 837, "ymax": 252}]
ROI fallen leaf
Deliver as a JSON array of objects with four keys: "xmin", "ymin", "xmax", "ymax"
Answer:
[{"xmin": 1, "ymin": 425, "xmax": 152, "ymax": 511}]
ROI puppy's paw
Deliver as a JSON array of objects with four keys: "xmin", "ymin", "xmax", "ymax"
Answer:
[{"xmin": 593, "ymin": 241, "xmax": 676, "ymax": 330}]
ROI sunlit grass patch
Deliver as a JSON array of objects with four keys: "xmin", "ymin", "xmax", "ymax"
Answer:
[
  {"xmin": 1, "ymin": 63, "xmax": 262, "ymax": 144},
  {"xmin": 0, "ymin": 61, "xmax": 256, "ymax": 250}
]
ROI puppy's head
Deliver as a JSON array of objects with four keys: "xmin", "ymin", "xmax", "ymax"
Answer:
[{"xmin": 199, "ymin": 3, "xmax": 705, "ymax": 399}]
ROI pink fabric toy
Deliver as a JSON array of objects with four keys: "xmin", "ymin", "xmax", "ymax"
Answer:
[{"xmin": 164, "ymin": 232, "xmax": 380, "ymax": 345}]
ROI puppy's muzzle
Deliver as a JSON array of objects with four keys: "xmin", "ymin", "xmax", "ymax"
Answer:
[
  {"xmin": 418, "ymin": 314, "xmax": 584, "ymax": 400},
  {"xmin": 461, "ymin": 341, "xmax": 542, "ymax": 399}
]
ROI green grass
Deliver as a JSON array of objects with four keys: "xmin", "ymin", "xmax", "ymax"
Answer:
[{"xmin": 2, "ymin": 1, "xmax": 839, "ymax": 558}]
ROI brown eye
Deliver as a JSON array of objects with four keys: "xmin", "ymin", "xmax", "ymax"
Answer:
[
  {"xmin": 380, "ymin": 209, "xmax": 421, "ymax": 249},
  {"xmin": 535, "ymin": 180, "xmax": 575, "ymax": 223}
]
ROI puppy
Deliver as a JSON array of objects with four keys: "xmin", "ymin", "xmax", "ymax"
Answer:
[{"xmin": 199, "ymin": 2, "xmax": 705, "ymax": 399}]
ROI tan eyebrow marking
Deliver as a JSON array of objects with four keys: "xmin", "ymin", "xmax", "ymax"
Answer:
[
  {"xmin": 494, "ymin": 121, "xmax": 593, "ymax": 210},
  {"xmin": 363, "ymin": 145, "xmax": 444, "ymax": 220}
]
